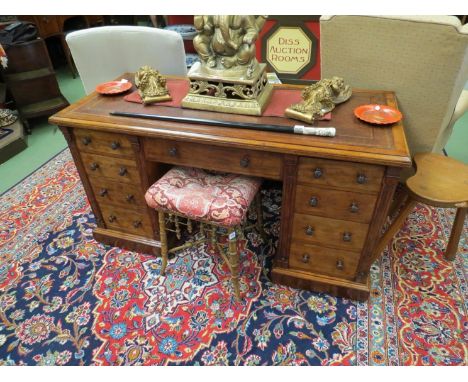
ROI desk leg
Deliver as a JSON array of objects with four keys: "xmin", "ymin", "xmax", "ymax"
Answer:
[{"xmin": 275, "ymin": 155, "xmax": 298, "ymax": 269}]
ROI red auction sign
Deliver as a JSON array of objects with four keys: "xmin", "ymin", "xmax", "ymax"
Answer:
[{"xmin": 256, "ymin": 16, "xmax": 320, "ymax": 83}]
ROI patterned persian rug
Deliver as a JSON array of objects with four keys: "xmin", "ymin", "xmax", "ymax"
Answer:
[{"xmin": 0, "ymin": 149, "xmax": 466, "ymax": 366}]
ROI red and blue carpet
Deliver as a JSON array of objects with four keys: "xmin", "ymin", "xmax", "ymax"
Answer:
[{"xmin": 0, "ymin": 150, "xmax": 466, "ymax": 365}]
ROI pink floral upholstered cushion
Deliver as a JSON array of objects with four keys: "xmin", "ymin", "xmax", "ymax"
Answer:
[{"xmin": 145, "ymin": 167, "xmax": 262, "ymax": 227}]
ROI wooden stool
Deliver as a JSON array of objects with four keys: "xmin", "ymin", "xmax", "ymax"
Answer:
[
  {"xmin": 375, "ymin": 153, "xmax": 468, "ymax": 261},
  {"xmin": 145, "ymin": 166, "xmax": 265, "ymax": 301}
]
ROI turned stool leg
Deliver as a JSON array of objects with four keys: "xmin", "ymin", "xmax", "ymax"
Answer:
[
  {"xmin": 227, "ymin": 227, "xmax": 241, "ymax": 302},
  {"xmin": 374, "ymin": 196, "xmax": 418, "ymax": 257},
  {"xmin": 210, "ymin": 225, "xmax": 217, "ymax": 253},
  {"xmin": 445, "ymin": 208, "xmax": 467, "ymax": 261},
  {"xmin": 255, "ymin": 192, "xmax": 267, "ymax": 241},
  {"xmin": 158, "ymin": 211, "xmax": 168, "ymax": 276}
]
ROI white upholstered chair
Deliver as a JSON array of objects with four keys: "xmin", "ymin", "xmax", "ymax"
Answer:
[
  {"xmin": 66, "ymin": 26, "xmax": 187, "ymax": 94},
  {"xmin": 320, "ymin": 16, "xmax": 468, "ymax": 164}
]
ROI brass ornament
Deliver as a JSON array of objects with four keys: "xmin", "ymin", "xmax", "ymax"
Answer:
[
  {"xmin": 182, "ymin": 15, "xmax": 273, "ymax": 116},
  {"xmin": 285, "ymin": 76, "xmax": 352, "ymax": 123},
  {"xmin": 134, "ymin": 66, "xmax": 172, "ymax": 104},
  {"xmin": 0, "ymin": 109, "xmax": 18, "ymax": 128}
]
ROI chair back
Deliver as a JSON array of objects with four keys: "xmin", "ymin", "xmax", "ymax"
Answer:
[
  {"xmin": 320, "ymin": 16, "xmax": 468, "ymax": 155},
  {"xmin": 66, "ymin": 25, "xmax": 187, "ymax": 94}
]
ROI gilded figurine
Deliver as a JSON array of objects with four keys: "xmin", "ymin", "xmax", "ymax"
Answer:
[
  {"xmin": 285, "ymin": 76, "xmax": 352, "ymax": 123},
  {"xmin": 182, "ymin": 15, "xmax": 272, "ymax": 116},
  {"xmin": 134, "ymin": 65, "xmax": 172, "ymax": 104}
]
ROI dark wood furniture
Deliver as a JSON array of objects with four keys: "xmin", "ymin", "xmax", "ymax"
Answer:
[
  {"xmin": 1, "ymin": 38, "xmax": 69, "ymax": 132},
  {"xmin": 18, "ymin": 16, "xmax": 104, "ymax": 77},
  {"xmin": 49, "ymin": 74, "xmax": 411, "ymax": 300},
  {"xmin": 375, "ymin": 152, "xmax": 468, "ymax": 262}
]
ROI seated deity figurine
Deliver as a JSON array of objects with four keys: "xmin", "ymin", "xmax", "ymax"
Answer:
[
  {"xmin": 183, "ymin": 15, "xmax": 272, "ymax": 116},
  {"xmin": 193, "ymin": 15, "xmax": 267, "ymax": 75}
]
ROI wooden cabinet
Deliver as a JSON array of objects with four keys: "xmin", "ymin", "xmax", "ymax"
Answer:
[
  {"xmin": 49, "ymin": 76, "xmax": 412, "ymax": 300},
  {"xmin": 1, "ymin": 38, "xmax": 69, "ymax": 131}
]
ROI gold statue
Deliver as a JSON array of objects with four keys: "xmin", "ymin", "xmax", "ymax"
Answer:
[
  {"xmin": 285, "ymin": 76, "xmax": 352, "ymax": 123},
  {"xmin": 182, "ymin": 15, "xmax": 273, "ymax": 116},
  {"xmin": 135, "ymin": 66, "xmax": 172, "ymax": 104}
]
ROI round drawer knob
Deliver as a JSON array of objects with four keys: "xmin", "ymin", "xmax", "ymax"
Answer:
[
  {"xmin": 336, "ymin": 259, "xmax": 344, "ymax": 270},
  {"xmin": 82, "ymin": 136, "xmax": 91, "ymax": 145},
  {"xmin": 119, "ymin": 167, "xmax": 128, "ymax": 176},
  {"xmin": 111, "ymin": 141, "xmax": 120, "ymax": 150},
  {"xmin": 343, "ymin": 232, "xmax": 352, "ymax": 242},
  {"xmin": 309, "ymin": 196, "xmax": 318, "ymax": 207},
  {"xmin": 356, "ymin": 173, "xmax": 368, "ymax": 184},
  {"xmin": 90, "ymin": 162, "xmax": 99, "ymax": 171},
  {"xmin": 99, "ymin": 188, "xmax": 108, "ymax": 197},
  {"xmin": 133, "ymin": 220, "xmax": 142, "ymax": 228},
  {"xmin": 313, "ymin": 167, "xmax": 323, "ymax": 178},
  {"xmin": 240, "ymin": 156, "xmax": 250, "ymax": 168},
  {"xmin": 349, "ymin": 202, "xmax": 359, "ymax": 213},
  {"xmin": 169, "ymin": 147, "xmax": 177, "ymax": 156},
  {"xmin": 108, "ymin": 215, "xmax": 117, "ymax": 223},
  {"xmin": 301, "ymin": 253, "xmax": 310, "ymax": 263},
  {"xmin": 126, "ymin": 194, "xmax": 135, "ymax": 202},
  {"xmin": 305, "ymin": 225, "xmax": 314, "ymax": 236}
]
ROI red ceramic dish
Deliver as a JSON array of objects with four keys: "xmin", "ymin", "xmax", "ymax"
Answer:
[
  {"xmin": 354, "ymin": 104, "xmax": 402, "ymax": 125},
  {"xmin": 96, "ymin": 81, "xmax": 132, "ymax": 95}
]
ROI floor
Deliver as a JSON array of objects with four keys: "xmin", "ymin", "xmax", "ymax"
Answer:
[{"xmin": 0, "ymin": 68, "xmax": 467, "ymax": 195}]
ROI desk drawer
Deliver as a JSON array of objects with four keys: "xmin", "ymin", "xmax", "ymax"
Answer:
[
  {"xmin": 144, "ymin": 138, "xmax": 282, "ymax": 180},
  {"xmin": 289, "ymin": 242, "xmax": 360, "ymax": 280},
  {"xmin": 100, "ymin": 204, "xmax": 153, "ymax": 237},
  {"xmin": 294, "ymin": 184, "xmax": 377, "ymax": 223},
  {"xmin": 81, "ymin": 152, "xmax": 140, "ymax": 184},
  {"xmin": 297, "ymin": 157, "xmax": 384, "ymax": 193},
  {"xmin": 90, "ymin": 178, "xmax": 146, "ymax": 208},
  {"xmin": 75, "ymin": 128, "xmax": 135, "ymax": 158},
  {"xmin": 292, "ymin": 213, "xmax": 369, "ymax": 251}
]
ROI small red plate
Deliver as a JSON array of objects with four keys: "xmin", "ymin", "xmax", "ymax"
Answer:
[
  {"xmin": 354, "ymin": 104, "xmax": 402, "ymax": 125},
  {"xmin": 96, "ymin": 80, "xmax": 132, "ymax": 95}
]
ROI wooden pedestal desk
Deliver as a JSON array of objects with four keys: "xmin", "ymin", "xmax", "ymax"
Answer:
[{"xmin": 49, "ymin": 77, "xmax": 411, "ymax": 300}]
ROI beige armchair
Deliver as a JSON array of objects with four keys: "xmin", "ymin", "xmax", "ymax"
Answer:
[{"xmin": 320, "ymin": 16, "xmax": 468, "ymax": 162}]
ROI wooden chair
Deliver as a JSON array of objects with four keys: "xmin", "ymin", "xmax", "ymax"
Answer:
[
  {"xmin": 1, "ymin": 38, "xmax": 69, "ymax": 132},
  {"xmin": 145, "ymin": 166, "xmax": 265, "ymax": 301},
  {"xmin": 375, "ymin": 153, "xmax": 468, "ymax": 261}
]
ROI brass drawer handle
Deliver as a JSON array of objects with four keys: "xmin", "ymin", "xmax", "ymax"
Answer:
[
  {"xmin": 82, "ymin": 136, "xmax": 91, "ymax": 146},
  {"xmin": 309, "ymin": 196, "xmax": 318, "ymax": 207},
  {"xmin": 133, "ymin": 220, "xmax": 142, "ymax": 228},
  {"xmin": 305, "ymin": 225, "xmax": 314, "ymax": 236},
  {"xmin": 169, "ymin": 147, "xmax": 177, "ymax": 156},
  {"xmin": 99, "ymin": 188, "xmax": 108, "ymax": 197},
  {"xmin": 90, "ymin": 162, "xmax": 99, "ymax": 171},
  {"xmin": 301, "ymin": 253, "xmax": 310, "ymax": 263},
  {"xmin": 111, "ymin": 141, "xmax": 120, "ymax": 150},
  {"xmin": 356, "ymin": 173, "xmax": 368, "ymax": 184},
  {"xmin": 313, "ymin": 167, "xmax": 323, "ymax": 178},
  {"xmin": 108, "ymin": 215, "xmax": 117, "ymax": 223},
  {"xmin": 119, "ymin": 167, "xmax": 128, "ymax": 176},
  {"xmin": 349, "ymin": 202, "xmax": 359, "ymax": 213},
  {"xmin": 343, "ymin": 232, "xmax": 352, "ymax": 242},
  {"xmin": 336, "ymin": 259, "xmax": 344, "ymax": 270},
  {"xmin": 126, "ymin": 194, "xmax": 135, "ymax": 202},
  {"xmin": 240, "ymin": 156, "xmax": 250, "ymax": 168}
]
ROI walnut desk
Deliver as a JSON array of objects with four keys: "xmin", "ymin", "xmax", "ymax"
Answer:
[{"xmin": 49, "ymin": 77, "xmax": 411, "ymax": 300}]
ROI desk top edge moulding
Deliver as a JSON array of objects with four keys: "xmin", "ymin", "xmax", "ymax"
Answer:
[{"xmin": 181, "ymin": 15, "xmax": 273, "ymax": 116}]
